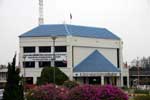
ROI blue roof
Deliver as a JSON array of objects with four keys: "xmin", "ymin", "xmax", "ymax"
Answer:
[
  {"xmin": 73, "ymin": 50, "xmax": 120, "ymax": 72},
  {"xmin": 19, "ymin": 24, "xmax": 120, "ymax": 40}
]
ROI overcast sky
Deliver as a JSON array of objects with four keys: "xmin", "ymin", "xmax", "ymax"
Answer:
[{"xmin": 0, "ymin": 0, "xmax": 150, "ymax": 65}]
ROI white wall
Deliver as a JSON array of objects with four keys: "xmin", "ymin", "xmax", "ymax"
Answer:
[
  {"xmin": 19, "ymin": 36, "xmax": 73, "ymax": 83},
  {"xmin": 68, "ymin": 36, "xmax": 120, "ymax": 67},
  {"xmin": 19, "ymin": 35, "xmax": 128, "ymax": 85},
  {"xmin": 73, "ymin": 46, "xmax": 118, "ymax": 67}
]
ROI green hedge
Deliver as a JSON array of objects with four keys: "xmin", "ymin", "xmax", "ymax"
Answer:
[{"xmin": 63, "ymin": 80, "xmax": 78, "ymax": 89}]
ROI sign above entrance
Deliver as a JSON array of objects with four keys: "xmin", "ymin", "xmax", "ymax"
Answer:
[
  {"xmin": 73, "ymin": 72, "xmax": 120, "ymax": 77},
  {"xmin": 23, "ymin": 53, "xmax": 67, "ymax": 61}
]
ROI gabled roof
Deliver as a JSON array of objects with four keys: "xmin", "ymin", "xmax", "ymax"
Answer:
[
  {"xmin": 19, "ymin": 24, "xmax": 120, "ymax": 40},
  {"xmin": 73, "ymin": 50, "xmax": 120, "ymax": 72}
]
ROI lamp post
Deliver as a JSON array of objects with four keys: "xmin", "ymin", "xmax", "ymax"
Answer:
[
  {"xmin": 23, "ymin": 55, "xmax": 26, "ymax": 85},
  {"xmin": 51, "ymin": 36, "xmax": 56, "ymax": 100},
  {"xmin": 137, "ymin": 57, "xmax": 140, "ymax": 87},
  {"xmin": 51, "ymin": 37, "xmax": 56, "ymax": 84},
  {"xmin": 23, "ymin": 55, "xmax": 26, "ymax": 99}
]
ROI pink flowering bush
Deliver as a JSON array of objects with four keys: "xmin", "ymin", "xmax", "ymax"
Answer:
[
  {"xmin": 68, "ymin": 84, "xmax": 128, "ymax": 100},
  {"xmin": 96, "ymin": 85, "xmax": 128, "ymax": 100},
  {"xmin": 68, "ymin": 84, "xmax": 97, "ymax": 100},
  {"xmin": 26, "ymin": 84, "xmax": 128, "ymax": 100},
  {"xmin": 26, "ymin": 84, "xmax": 69, "ymax": 100}
]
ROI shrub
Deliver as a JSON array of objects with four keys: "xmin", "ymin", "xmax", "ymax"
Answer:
[
  {"xmin": 134, "ymin": 95, "xmax": 150, "ymax": 100},
  {"xmin": 96, "ymin": 85, "xmax": 128, "ymax": 100},
  {"xmin": 68, "ymin": 84, "xmax": 97, "ymax": 100},
  {"xmin": 68, "ymin": 85, "xmax": 128, "ymax": 100},
  {"xmin": 3, "ymin": 55, "xmax": 24, "ymax": 100},
  {"xmin": 25, "ymin": 84, "xmax": 36, "ymax": 90},
  {"xmin": 37, "ymin": 67, "xmax": 69, "ymax": 85},
  {"xmin": 26, "ymin": 84, "xmax": 128, "ymax": 100},
  {"xmin": 63, "ymin": 80, "xmax": 79, "ymax": 89},
  {"xmin": 26, "ymin": 84, "xmax": 69, "ymax": 100}
]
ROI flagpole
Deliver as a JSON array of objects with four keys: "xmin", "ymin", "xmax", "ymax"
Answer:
[{"xmin": 70, "ymin": 13, "xmax": 72, "ymax": 24}]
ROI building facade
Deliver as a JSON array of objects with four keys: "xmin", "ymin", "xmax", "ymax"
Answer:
[
  {"xmin": 0, "ymin": 65, "xmax": 7, "ymax": 89},
  {"xmin": 19, "ymin": 24, "xmax": 129, "ymax": 87}
]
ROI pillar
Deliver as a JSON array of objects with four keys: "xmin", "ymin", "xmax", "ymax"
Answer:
[
  {"xmin": 101, "ymin": 76, "xmax": 104, "ymax": 85},
  {"xmin": 33, "ymin": 77, "xmax": 37, "ymax": 84}
]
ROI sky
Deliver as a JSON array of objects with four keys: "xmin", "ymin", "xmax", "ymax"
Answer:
[{"xmin": 0, "ymin": 0, "xmax": 150, "ymax": 65}]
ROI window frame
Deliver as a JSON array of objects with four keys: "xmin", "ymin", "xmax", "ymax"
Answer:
[
  {"xmin": 55, "ymin": 61, "xmax": 67, "ymax": 67},
  {"xmin": 55, "ymin": 46, "xmax": 67, "ymax": 52},
  {"xmin": 23, "ymin": 46, "xmax": 35, "ymax": 53},
  {"xmin": 23, "ymin": 61, "xmax": 35, "ymax": 68},
  {"xmin": 39, "ymin": 61, "xmax": 51, "ymax": 67},
  {"xmin": 39, "ymin": 46, "xmax": 51, "ymax": 53}
]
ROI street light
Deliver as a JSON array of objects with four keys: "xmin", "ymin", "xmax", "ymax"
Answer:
[
  {"xmin": 23, "ymin": 55, "xmax": 26, "ymax": 99},
  {"xmin": 51, "ymin": 36, "xmax": 56, "ymax": 84},
  {"xmin": 137, "ymin": 57, "xmax": 140, "ymax": 87},
  {"xmin": 51, "ymin": 36, "xmax": 56, "ymax": 100},
  {"xmin": 23, "ymin": 55, "xmax": 26, "ymax": 86}
]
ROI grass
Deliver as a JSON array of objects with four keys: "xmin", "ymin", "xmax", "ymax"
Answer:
[{"xmin": 129, "ymin": 98, "xmax": 134, "ymax": 100}]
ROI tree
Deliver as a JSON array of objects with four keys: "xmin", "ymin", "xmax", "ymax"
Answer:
[
  {"xmin": 37, "ymin": 67, "xmax": 69, "ymax": 85},
  {"xmin": 3, "ymin": 54, "xmax": 24, "ymax": 100}
]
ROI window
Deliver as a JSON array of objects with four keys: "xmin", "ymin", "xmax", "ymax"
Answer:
[
  {"xmin": 55, "ymin": 61, "xmax": 67, "ymax": 67},
  {"xmin": 39, "ymin": 61, "xmax": 51, "ymax": 67},
  {"xmin": 39, "ymin": 46, "xmax": 51, "ymax": 53},
  {"xmin": 23, "ymin": 61, "xmax": 35, "ymax": 68},
  {"xmin": 55, "ymin": 46, "xmax": 66, "ymax": 52},
  {"xmin": 0, "ymin": 72, "xmax": 7, "ymax": 80},
  {"xmin": 23, "ymin": 47, "xmax": 35, "ymax": 53}
]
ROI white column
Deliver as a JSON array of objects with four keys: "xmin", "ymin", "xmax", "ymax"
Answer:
[
  {"xmin": 101, "ymin": 76, "xmax": 104, "ymax": 85},
  {"xmin": 33, "ymin": 77, "xmax": 37, "ymax": 84},
  {"xmin": 35, "ymin": 46, "xmax": 39, "ymax": 68},
  {"xmin": 20, "ymin": 46, "xmax": 24, "ymax": 76},
  {"xmin": 35, "ymin": 61, "xmax": 39, "ymax": 68},
  {"xmin": 127, "ymin": 75, "xmax": 130, "ymax": 88},
  {"xmin": 35, "ymin": 46, "xmax": 39, "ymax": 53},
  {"xmin": 117, "ymin": 77, "xmax": 120, "ymax": 86},
  {"xmin": 67, "ymin": 36, "xmax": 73, "ymax": 80},
  {"xmin": 120, "ymin": 41, "xmax": 124, "ymax": 87}
]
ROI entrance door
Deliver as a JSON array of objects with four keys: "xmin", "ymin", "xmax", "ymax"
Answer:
[{"xmin": 89, "ymin": 77, "xmax": 101, "ymax": 84}]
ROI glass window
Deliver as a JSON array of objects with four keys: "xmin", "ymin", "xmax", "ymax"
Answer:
[
  {"xmin": 55, "ymin": 61, "xmax": 67, "ymax": 67},
  {"xmin": 39, "ymin": 46, "xmax": 51, "ymax": 53},
  {"xmin": 23, "ymin": 61, "xmax": 35, "ymax": 68},
  {"xmin": 55, "ymin": 46, "xmax": 66, "ymax": 52},
  {"xmin": 39, "ymin": 61, "xmax": 51, "ymax": 67},
  {"xmin": 23, "ymin": 47, "xmax": 35, "ymax": 53}
]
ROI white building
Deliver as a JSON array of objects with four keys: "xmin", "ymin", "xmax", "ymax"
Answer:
[
  {"xmin": 0, "ymin": 65, "xmax": 7, "ymax": 88},
  {"xmin": 19, "ymin": 24, "xmax": 129, "ymax": 87}
]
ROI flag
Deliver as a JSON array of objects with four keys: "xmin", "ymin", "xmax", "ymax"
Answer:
[{"xmin": 70, "ymin": 13, "xmax": 72, "ymax": 20}]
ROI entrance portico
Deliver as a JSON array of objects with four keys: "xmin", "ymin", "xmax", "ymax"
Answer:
[
  {"xmin": 74, "ymin": 72, "xmax": 120, "ymax": 85},
  {"xmin": 73, "ymin": 50, "xmax": 121, "ymax": 86}
]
